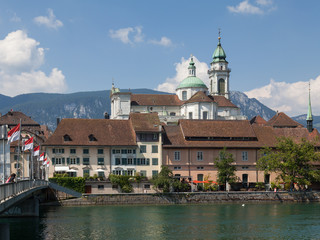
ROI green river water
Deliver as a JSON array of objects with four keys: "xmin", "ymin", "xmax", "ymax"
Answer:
[{"xmin": 1, "ymin": 203, "xmax": 320, "ymax": 239}]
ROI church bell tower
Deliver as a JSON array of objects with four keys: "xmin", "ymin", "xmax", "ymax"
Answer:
[{"xmin": 208, "ymin": 30, "xmax": 231, "ymax": 99}]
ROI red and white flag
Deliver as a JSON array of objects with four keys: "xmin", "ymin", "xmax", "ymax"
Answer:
[
  {"xmin": 23, "ymin": 137, "xmax": 34, "ymax": 151},
  {"xmin": 39, "ymin": 152, "xmax": 45, "ymax": 161},
  {"xmin": 34, "ymin": 146, "xmax": 40, "ymax": 156},
  {"xmin": 42, "ymin": 158, "xmax": 47, "ymax": 165},
  {"xmin": 7, "ymin": 124, "xmax": 20, "ymax": 143},
  {"xmin": 46, "ymin": 159, "xmax": 50, "ymax": 167}
]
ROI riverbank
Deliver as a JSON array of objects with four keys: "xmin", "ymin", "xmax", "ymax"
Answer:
[{"xmin": 47, "ymin": 191, "xmax": 320, "ymax": 206}]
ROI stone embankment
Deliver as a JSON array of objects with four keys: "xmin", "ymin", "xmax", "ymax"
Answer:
[{"xmin": 57, "ymin": 191, "xmax": 320, "ymax": 206}]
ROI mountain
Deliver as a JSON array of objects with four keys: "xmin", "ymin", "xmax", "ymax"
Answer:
[
  {"xmin": 292, "ymin": 114, "xmax": 320, "ymax": 130},
  {"xmin": 0, "ymin": 89, "xmax": 314, "ymax": 131}
]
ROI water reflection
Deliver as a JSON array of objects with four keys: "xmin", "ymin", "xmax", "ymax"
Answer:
[{"xmin": 1, "ymin": 203, "xmax": 320, "ymax": 239}]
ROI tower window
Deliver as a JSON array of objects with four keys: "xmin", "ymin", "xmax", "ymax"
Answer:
[
  {"xmin": 182, "ymin": 91, "xmax": 187, "ymax": 100},
  {"xmin": 203, "ymin": 111, "xmax": 208, "ymax": 120},
  {"xmin": 188, "ymin": 112, "xmax": 193, "ymax": 119},
  {"xmin": 218, "ymin": 78, "xmax": 225, "ymax": 95}
]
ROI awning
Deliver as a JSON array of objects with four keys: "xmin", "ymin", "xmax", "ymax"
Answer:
[
  {"xmin": 55, "ymin": 166, "xmax": 69, "ymax": 172},
  {"xmin": 193, "ymin": 180, "xmax": 218, "ymax": 184},
  {"xmin": 67, "ymin": 169, "xmax": 78, "ymax": 172},
  {"xmin": 94, "ymin": 169, "xmax": 105, "ymax": 172}
]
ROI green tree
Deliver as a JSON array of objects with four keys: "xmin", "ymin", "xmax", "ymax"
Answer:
[
  {"xmin": 214, "ymin": 148, "xmax": 237, "ymax": 188},
  {"xmin": 257, "ymin": 137, "xmax": 320, "ymax": 190},
  {"xmin": 151, "ymin": 166, "xmax": 173, "ymax": 192}
]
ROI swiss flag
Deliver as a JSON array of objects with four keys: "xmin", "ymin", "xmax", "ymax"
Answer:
[{"xmin": 7, "ymin": 124, "xmax": 20, "ymax": 143}]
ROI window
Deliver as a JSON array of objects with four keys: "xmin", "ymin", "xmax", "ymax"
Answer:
[
  {"xmin": 197, "ymin": 152, "xmax": 203, "ymax": 161},
  {"xmin": 127, "ymin": 170, "xmax": 134, "ymax": 176},
  {"xmin": 121, "ymin": 149, "xmax": 127, "ymax": 154},
  {"xmin": 70, "ymin": 157, "xmax": 77, "ymax": 165},
  {"xmin": 140, "ymin": 170, "xmax": 147, "ymax": 177},
  {"xmin": 218, "ymin": 78, "xmax": 225, "ymax": 94},
  {"xmin": 127, "ymin": 158, "xmax": 133, "ymax": 165},
  {"xmin": 115, "ymin": 158, "xmax": 121, "ymax": 165},
  {"xmin": 153, "ymin": 133, "xmax": 158, "ymax": 140},
  {"xmin": 14, "ymin": 155, "xmax": 18, "ymax": 160},
  {"xmin": 203, "ymin": 111, "xmax": 208, "ymax": 120},
  {"xmin": 83, "ymin": 169, "xmax": 90, "ymax": 177},
  {"xmin": 113, "ymin": 170, "xmax": 121, "ymax": 175},
  {"xmin": 112, "ymin": 184, "xmax": 118, "ymax": 189},
  {"xmin": 55, "ymin": 158, "xmax": 64, "ymax": 165},
  {"xmin": 83, "ymin": 158, "xmax": 90, "ymax": 165},
  {"xmin": 98, "ymin": 185, "xmax": 104, "ymax": 190},
  {"xmin": 152, "ymin": 158, "xmax": 158, "ymax": 165},
  {"xmin": 242, "ymin": 151, "xmax": 248, "ymax": 161},
  {"xmin": 182, "ymin": 91, "xmax": 187, "ymax": 100},
  {"xmin": 152, "ymin": 145, "xmax": 158, "ymax": 153},
  {"xmin": 197, "ymin": 166, "xmax": 204, "ymax": 170},
  {"xmin": 14, "ymin": 163, "xmax": 20, "ymax": 169},
  {"xmin": 197, "ymin": 174, "xmax": 204, "ymax": 181},
  {"xmin": 97, "ymin": 149, "xmax": 104, "ymax": 154},
  {"xmin": 188, "ymin": 112, "xmax": 193, "ymax": 119},
  {"xmin": 264, "ymin": 174, "xmax": 270, "ymax": 184},
  {"xmin": 70, "ymin": 149, "xmax": 76, "ymax": 154},
  {"xmin": 170, "ymin": 112, "xmax": 176, "ymax": 116},
  {"xmin": 144, "ymin": 184, "xmax": 151, "ymax": 189},
  {"xmin": 174, "ymin": 166, "xmax": 181, "ymax": 170},
  {"xmin": 98, "ymin": 158, "xmax": 104, "ymax": 165},
  {"xmin": 83, "ymin": 149, "xmax": 89, "ymax": 154},
  {"xmin": 152, "ymin": 171, "xmax": 158, "ymax": 177},
  {"xmin": 112, "ymin": 149, "xmax": 121, "ymax": 154},
  {"xmin": 53, "ymin": 148, "xmax": 64, "ymax": 154},
  {"xmin": 140, "ymin": 145, "xmax": 146, "ymax": 153},
  {"xmin": 127, "ymin": 149, "xmax": 132, "ymax": 154},
  {"xmin": 242, "ymin": 166, "xmax": 249, "ymax": 170},
  {"xmin": 64, "ymin": 134, "xmax": 72, "ymax": 141},
  {"xmin": 88, "ymin": 134, "xmax": 97, "ymax": 141},
  {"xmin": 174, "ymin": 151, "xmax": 180, "ymax": 161},
  {"xmin": 140, "ymin": 134, "xmax": 146, "ymax": 140},
  {"xmin": 98, "ymin": 172, "xmax": 105, "ymax": 178}
]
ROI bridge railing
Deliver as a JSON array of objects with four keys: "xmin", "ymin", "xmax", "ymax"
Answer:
[{"xmin": 0, "ymin": 180, "xmax": 48, "ymax": 202}]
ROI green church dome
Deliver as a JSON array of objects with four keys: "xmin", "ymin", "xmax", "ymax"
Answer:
[
  {"xmin": 212, "ymin": 38, "xmax": 227, "ymax": 63},
  {"xmin": 177, "ymin": 76, "xmax": 207, "ymax": 89}
]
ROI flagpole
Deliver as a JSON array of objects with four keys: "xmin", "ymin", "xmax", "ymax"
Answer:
[
  {"xmin": 2, "ymin": 126, "xmax": 6, "ymax": 183},
  {"xmin": 17, "ymin": 119, "xmax": 21, "ymax": 181}
]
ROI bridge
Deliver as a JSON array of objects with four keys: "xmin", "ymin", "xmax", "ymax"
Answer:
[{"xmin": 0, "ymin": 180, "xmax": 82, "ymax": 217}]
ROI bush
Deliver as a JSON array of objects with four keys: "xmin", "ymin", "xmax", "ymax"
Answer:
[
  {"xmin": 109, "ymin": 174, "xmax": 133, "ymax": 193},
  {"xmin": 49, "ymin": 177, "xmax": 86, "ymax": 193},
  {"xmin": 255, "ymin": 182, "xmax": 265, "ymax": 190}
]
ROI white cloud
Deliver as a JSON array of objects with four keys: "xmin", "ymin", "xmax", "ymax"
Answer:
[
  {"xmin": 34, "ymin": 9, "xmax": 63, "ymax": 29},
  {"xmin": 0, "ymin": 30, "xmax": 44, "ymax": 73},
  {"xmin": 245, "ymin": 77, "xmax": 320, "ymax": 116},
  {"xmin": 149, "ymin": 37, "xmax": 172, "ymax": 47},
  {"xmin": 227, "ymin": 0, "xmax": 275, "ymax": 15},
  {"xmin": 109, "ymin": 26, "xmax": 172, "ymax": 47},
  {"xmin": 0, "ymin": 30, "xmax": 67, "ymax": 96},
  {"xmin": 156, "ymin": 56, "xmax": 209, "ymax": 93}
]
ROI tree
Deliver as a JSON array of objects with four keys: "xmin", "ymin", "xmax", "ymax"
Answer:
[
  {"xmin": 214, "ymin": 148, "xmax": 237, "ymax": 188},
  {"xmin": 257, "ymin": 137, "xmax": 320, "ymax": 190}
]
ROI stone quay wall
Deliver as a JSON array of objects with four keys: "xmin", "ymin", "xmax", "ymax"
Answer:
[{"xmin": 58, "ymin": 191, "xmax": 320, "ymax": 206}]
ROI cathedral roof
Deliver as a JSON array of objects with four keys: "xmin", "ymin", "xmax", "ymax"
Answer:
[
  {"xmin": 184, "ymin": 91, "xmax": 213, "ymax": 104},
  {"xmin": 176, "ymin": 76, "xmax": 207, "ymax": 89},
  {"xmin": 212, "ymin": 96, "xmax": 238, "ymax": 108},
  {"xmin": 131, "ymin": 94, "xmax": 182, "ymax": 106}
]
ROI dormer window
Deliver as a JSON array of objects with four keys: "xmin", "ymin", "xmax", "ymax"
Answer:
[
  {"xmin": 88, "ymin": 134, "xmax": 97, "ymax": 141},
  {"xmin": 64, "ymin": 134, "xmax": 72, "ymax": 141}
]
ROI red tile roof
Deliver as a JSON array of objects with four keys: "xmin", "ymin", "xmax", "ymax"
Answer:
[
  {"xmin": 131, "ymin": 94, "xmax": 182, "ymax": 106},
  {"xmin": 129, "ymin": 112, "xmax": 161, "ymax": 132},
  {"xmin": 184, "ymin": 91, "xmax": 213, "ymax": 104},
  {"xmin": 267, "ymin": 112, "xmax": 303, "ymax": 128},
  {"xmin": 43, "ymin": 119, "xmax": 136, "ymax": 146},
  {"xmin": 250, "ymin": 115, "xmax": 267, "ymax": 125},
  {"xmin": 212, "ymin": 96, "xmax": 238, "ymax": 108},
  {"xmin": 0, "ymin": 111, "xmax": 40, "ymax": 126}
]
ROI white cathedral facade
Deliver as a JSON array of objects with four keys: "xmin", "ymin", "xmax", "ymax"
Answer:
[{"xmin": 110, "ymin": 36, "xmax": 246, "ymax": 124}]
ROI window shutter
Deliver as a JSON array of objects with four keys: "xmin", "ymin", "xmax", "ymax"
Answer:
[
  {"xmin": 133, "ymin": 149, "xmax": 136, "ymax": 154},
  {"xmin": 52, "ymin": 158, "xmax": 55, "ymax": 165},
  {"xmin": 67, "ymin": 158, "xmax": 70, "ymax": 164},
  {"xmin": 62, "ymin": 158, "xmax": 65, "ymax": 164},
  {"xmin": 77, "ymin": 158, "xmax": 80, "ymax": 164},
  {"xmin": 62, "ymin": 149, "xmax": 65, "ymax": 154},
  {"xmin": 52, "ymin": 149, "xmax": 55, "ymax": 154},
  {"xmin": 134, "ymin": 158, "xmax": 136, "ymax": 165},
  {"xmin": 112, "ymin": 149, "xmax": 115, "ymax": 154},
  {"xmin": 147, "ymin": 158, "xmax": 150, "ymax": 165}
]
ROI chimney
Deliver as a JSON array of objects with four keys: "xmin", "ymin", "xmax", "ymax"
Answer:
[
  {"xmin": 57, "ymin": 117, "xmax": 61, "ymax": 126},
  {"xmin": 104, "ymin": 112, "xmax": 110, "ymax": 119}
]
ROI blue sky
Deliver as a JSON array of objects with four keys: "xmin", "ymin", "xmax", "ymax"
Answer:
[{"xmin": 0, "ymin": 0, "xmax": 319, "ymax": 116}]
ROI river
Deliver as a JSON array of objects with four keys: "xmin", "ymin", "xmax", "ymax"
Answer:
[{"xmin": 1, "ymin": 203, "xmax": 320, "ymax": 239}]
